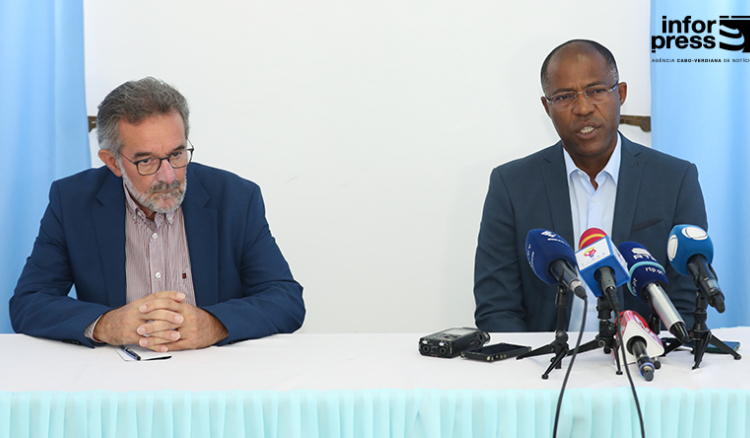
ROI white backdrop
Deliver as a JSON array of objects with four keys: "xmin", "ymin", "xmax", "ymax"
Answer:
[{"xmin": 83, "ymin": 1, "xmax": 653, "ymax": 334}]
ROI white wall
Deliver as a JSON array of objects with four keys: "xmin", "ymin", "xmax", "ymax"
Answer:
[{"xmin": 84, "ymin": 1, "xmax": 653, "ymax": 334}]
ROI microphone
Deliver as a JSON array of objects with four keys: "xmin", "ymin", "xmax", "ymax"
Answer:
[
  {"xmin": 667, "ymin": 225, "xmax": 725, "ymax": 313},
  {"xmin": 618, "ymin": 242, "xmax": 690, "ymax": 344},
  {"xmin": 525, "ymin": 229, "xmax": 586, "ymax": 299},
  {"xmin": 617, "ymin": 310, "xmax": 664, "ymax": 382},
  {"xmin": 574, "ymin": 228, "xmax": 629, "ymax": 310},
  {"xmin": 578, "ymin": 227, "xmax": 607, "ymax": 250}
]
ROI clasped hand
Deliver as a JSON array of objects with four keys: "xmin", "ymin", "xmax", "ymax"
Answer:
[{"xmin": 93, "ymin": 291, "xmax": 228, "ymax": 352}]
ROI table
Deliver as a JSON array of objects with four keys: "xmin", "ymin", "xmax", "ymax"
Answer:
[{"xmin": 1, "ymin": 328, "xmax": 748, "ymax": 437}]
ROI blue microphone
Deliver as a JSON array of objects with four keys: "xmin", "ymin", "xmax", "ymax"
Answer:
[
  {"xmin": 574, "ymin": 228, "xmax": 629, "ymax": 311},
  {"xmin": 667, "ymin": 225, "xmax": 725, "ymax": 313},
  {"xmin": 526, "ymin": 229, "xmax": 586, "ymax": 299},
  {"xmin": 618, "ymin": 241, "xmax": 690, "ymax": 343}
]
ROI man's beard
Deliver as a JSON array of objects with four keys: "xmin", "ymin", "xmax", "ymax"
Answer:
[{"xmin": 119, "ymin": 160, "xmax": 187, "ymax": 214}]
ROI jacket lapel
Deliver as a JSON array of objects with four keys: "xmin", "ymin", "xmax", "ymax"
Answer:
[
  {"xmin": 181, "ymin": 166, "xmax": 219, "ymax": 307},
  {"xmin": 612, "ymin": 135, "xmax": 643, "ymax": 308},
  {"xmin": 612, "ymin": 136, "xmax": 643, "ymax": 245},
  {"xmin": 92, "ymin": 172, "xmax": 127, "ymax": 308},
  {"xmin": 541, "ymin": 143, "xmax": 576, "ymax": 315},
  {"xmin": 542, "ymin": 143, "xmax": 575, "ymax": 246}
]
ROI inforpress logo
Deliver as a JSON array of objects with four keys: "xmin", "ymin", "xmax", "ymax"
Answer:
[
  {"xmin": 652, "ymin": 15, "xmax": 750, "ymax": 53},
  {"xmin": 720, "ymin": 16, "xmax": 750, "ymax": 52}
]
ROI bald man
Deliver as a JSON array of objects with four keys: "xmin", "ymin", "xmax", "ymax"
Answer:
[{"xmin": 473, "ymin": 40, "xmax": 707, "ymax": 333}]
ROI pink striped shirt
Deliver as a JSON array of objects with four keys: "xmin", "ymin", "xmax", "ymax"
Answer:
[
  {"xmin": 122, "ymin": 184, "xmax": 196, "ymax": 306},
  {"xmin": 84, "ymin": 183, "xmax": 196, "ymax": 340}
]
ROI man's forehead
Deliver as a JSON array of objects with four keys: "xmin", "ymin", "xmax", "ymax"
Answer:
[
  {"xmin": 549, "ymin": 44, "xmax": 607, "ymax": 69},
  {"xmin": 120, "ymin": 137, "xmax": 186, "ymax": 156},
  {"xmin": 546, "ymin": 47, "xmax": 611, "ymax": 90},
  {"xmin": 117, "ymin": 111, "xmax": 186, "ymax": 156}
]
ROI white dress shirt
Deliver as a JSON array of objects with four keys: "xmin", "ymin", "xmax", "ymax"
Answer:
[{"xmin": 565, "ymin": 134, "xmax": 622, "ymax": 332}]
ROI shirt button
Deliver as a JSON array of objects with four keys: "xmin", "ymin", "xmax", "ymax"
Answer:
[
  {"xmin": 152, "ymin": 233, "xmax": 158, "ymax": 240},
  {"xmin": 592, "ymin": 197, "xmax": 597, "ymax": 203},
  {"xmin": 155, "ymin": 272, "xmax": 162, "ymax": 279}
]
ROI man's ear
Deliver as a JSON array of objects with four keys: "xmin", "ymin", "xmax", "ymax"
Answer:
[
  {"xmin": 98, "ymin": 149, "xmax": 122, "ymax": 177},
  {"xmin": 617, "ymin": 82, "xmax": 628, "ymax": 106},
  {"xmin": 541, "ymin": 96, "xmax": 552, "ymax": 118}
]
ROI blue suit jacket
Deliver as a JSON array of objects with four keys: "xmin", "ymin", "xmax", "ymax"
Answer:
[
  {"xmin": 474, "ymin": 135, "xmax": 708, "ymax": 332},
  {"xmin": 10, "ymin": 163, "xmax": 305, "ymax": 347}
]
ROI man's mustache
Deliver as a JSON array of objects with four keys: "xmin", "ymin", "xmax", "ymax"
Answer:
[{"xmin": 148, "ymin": 180, "xmax": 182, "ymax": 194}]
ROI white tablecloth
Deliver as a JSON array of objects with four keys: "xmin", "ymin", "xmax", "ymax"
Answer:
[
  {"xmin": 1, "ymin": 329, "xmax": 748, "ymax": 438},
  {"xmin": 1, "ymin": 328, "xmax": 746, "ymax": 392}
]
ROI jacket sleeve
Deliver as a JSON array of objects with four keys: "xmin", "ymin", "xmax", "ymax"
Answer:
[
  {"xmin": 9, "ymin": 181, "xmax": 110, "ymax": 347},
  {"xmin": 201, "ymin": 183, "xmax": 305, "ymax": 345},
  {"xmin": 473, "ymin": 167, "xmax": 528, "ymax": 332}
]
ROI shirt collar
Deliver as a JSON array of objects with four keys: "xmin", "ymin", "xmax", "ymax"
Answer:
[
  {"xmin": 122, "ymin": 182, "xmax": 176, "ymax": 226},
  {"xmin": 563, "ymin": 132, "xmax": 622, "ymax": 186}
]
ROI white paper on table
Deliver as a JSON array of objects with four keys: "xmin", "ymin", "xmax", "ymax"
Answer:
[{"xmin": 116, "ymin": 344, "xmax": 172, "ymax": 361}]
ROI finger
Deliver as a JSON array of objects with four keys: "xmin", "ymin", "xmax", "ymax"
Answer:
[
  {"xmin": 146, "ymin": 329, "xmax": 181, "ymax": 342},
  {"xmin": 139, "ymin": 309, "xmax": 184, "ymax": 325},
  {"xmin": 142, "ymin": 342, "xmax": 170, "ymax": 353},
  {"xmin": 139, "ymin": 299, "xmax": 186, "ymax": 315},
  {"xmin": 138, "ymin": 330, "xmax": 180, "ymax": 349},
  {"xmin": 137, "ymin": 291, "xmax": 186, "ymax": 305},
  {"xmin": 157, "ymin": 338, "xmax": 195, "ymax": 352},
  {"xmin": 138, "ymin": 327, "xmax": 179, "ymax": 343},
  {"xmin": 152, "ymin": 290, "xmax": 186, "ymax": 301},
  {"xmin": 136, "ymin": 320, "xmax": 181, "ymax": 336}
]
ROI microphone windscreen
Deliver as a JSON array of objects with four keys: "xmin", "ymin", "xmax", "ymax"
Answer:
[
  {"xmin": 526, "ymin": 229, "xmax": 577, "ymax": 285},
  {"xmin": 667, "ymin": 225, "xmax": 713, "ymax": 276},
  {"xmin": 618, "ymin": 241, "xmax": 668, "ymax": 299},
  {"xmin": 579, "ymin": 227, "xmax": 607, "ymax": 250}
]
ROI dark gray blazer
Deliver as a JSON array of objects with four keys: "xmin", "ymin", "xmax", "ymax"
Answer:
[{"xmin": 474, "ymin": 134, "xmax": 708, "ymax": 332}]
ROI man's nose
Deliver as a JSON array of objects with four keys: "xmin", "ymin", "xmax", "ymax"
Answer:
[
  {"xmin": 155, "ymin": 159, "xmax": 176, "ymax": 184},
  {"xmin": 571, "ymin": 91, "xmax": 595, "ymax": 115}
]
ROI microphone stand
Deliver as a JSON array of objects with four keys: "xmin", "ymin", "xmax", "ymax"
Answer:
[
  {"xmin": 516, "ymin": 284, "xmax": 570, "ymax": 380},
  {"xmin": 662, "ymin": 291, "xmax": 741, "ymax": 369},
  {"xmin": 568, "ymin": 294, "xmax": 623, "ymax": 375},
  {"xmin": 647, "ymin": 313, "xmax": 661, "ymax": 336}
]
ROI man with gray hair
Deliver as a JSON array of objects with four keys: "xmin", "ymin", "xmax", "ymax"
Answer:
[
  {"xmin": 473, "ymin": 40, "xmax": 708, "ymax": 333},
  {"xmin": 11, "ymin": 78, "xmax": 305, "ymax": 351}
]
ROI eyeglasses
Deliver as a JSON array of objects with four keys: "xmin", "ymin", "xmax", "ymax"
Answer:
[
  {"xmin": 544, "ymin": 83, "xmax": 620, "ymax": 111},
  {"xmin": 120, "ymin": 141, "xmax": 194, "ymax": 176}
]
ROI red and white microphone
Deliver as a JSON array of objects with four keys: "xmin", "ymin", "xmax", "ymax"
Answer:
[
  {"xmin": 574, "ymin": 228, "xmax": 629, "ymax": 310},
  {"xmin": 616, "ymin": 310, "xmax": 664, "ymax": 381}
]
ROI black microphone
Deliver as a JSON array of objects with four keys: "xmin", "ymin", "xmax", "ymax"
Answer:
[
  {"xmin": 628, "ymin": 337, "xmax": 656, "ymax": 382},
  {"xmin": 618, "ymin": 242, "xmax": 690, "ymax": 344},
  {"xmin": 526, "ymin": 229, "xmax": 586, "ymax": 299},
  {"xmin": 667, "ymin": 225, "xmax": 725, "ymax": 313}
]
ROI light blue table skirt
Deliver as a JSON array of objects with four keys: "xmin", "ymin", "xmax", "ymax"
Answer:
[{"xmin": 0, "ymin": 388, "xmax": 747, "ymax": 438}]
